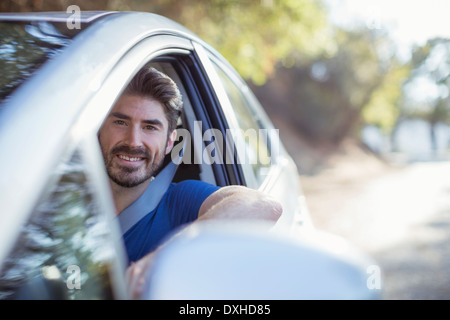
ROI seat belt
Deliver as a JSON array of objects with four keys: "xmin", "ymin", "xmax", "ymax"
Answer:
[{"xmin": 116, "ymin": 140, "xmax": 185, "ymax": 236}]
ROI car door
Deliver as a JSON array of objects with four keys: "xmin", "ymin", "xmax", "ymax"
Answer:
[
  {"xmin": 0, "ymin": 12, "xmax": 311, "ymax": 300},
  {"xmin": 0, "ymin": 18, "xmax": 204, "ymax": 299},
  {"xmin": 0, "ymin": 17, "xmax": 251, "ymax": 298}
]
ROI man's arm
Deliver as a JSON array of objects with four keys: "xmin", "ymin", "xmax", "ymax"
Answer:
[
  {"xmin": 126, "ymin": 186, "xmax": 282, "ymax": 299},
  {"xmin": 198, "ymin": 185, "xmax": 282, "ymax": 222}
]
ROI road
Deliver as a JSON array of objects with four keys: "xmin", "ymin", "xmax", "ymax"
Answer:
[{"xmin": 301, "ymin": 160, "xmax": 450, "ymax": 299}]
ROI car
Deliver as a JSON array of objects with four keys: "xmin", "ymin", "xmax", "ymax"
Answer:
[{"xmin": 0, "ymin": 10, "xmax": 379, "ymax": 300}]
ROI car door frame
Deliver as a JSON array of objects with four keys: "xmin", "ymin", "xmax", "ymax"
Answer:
[
  {"xmin": 191, "ymin": 42, "xmax": 313, "ymax": 230},
  {"xmin": 0, "ymin": 28, "xmax": 203, "ymax": 299}
]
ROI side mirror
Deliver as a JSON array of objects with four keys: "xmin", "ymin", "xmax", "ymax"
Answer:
[{"xmin": 143, "ymin": 221, "xmax": 381, "ymax": 300}]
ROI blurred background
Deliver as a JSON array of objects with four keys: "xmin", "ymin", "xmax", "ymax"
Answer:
[{"xmin": 2, "ymin": 0, "xmax": 450, "ymax": 299}]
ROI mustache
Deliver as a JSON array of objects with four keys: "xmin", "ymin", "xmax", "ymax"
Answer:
[{"xmin": 111, "ymin": 145, "xmax": 151, "ymax": 159}]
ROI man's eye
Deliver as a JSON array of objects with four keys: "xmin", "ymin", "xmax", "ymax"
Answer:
[
  {"xmin": 114, "ymin": 120, "xmax": 126, "ymax": 125},
  {"xmin": 145, "ymin": 125, "xmax": 156, "ymax": 131}
]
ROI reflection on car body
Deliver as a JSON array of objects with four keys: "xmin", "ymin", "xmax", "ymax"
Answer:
[{"xmin": 0, "ymin": 150, "xmax": 115, "ymax": 299}]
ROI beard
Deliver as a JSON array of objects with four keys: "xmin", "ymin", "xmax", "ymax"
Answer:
[{"xmin": 103, "ymin": 144, "xmax": 166, "ymax": 188}]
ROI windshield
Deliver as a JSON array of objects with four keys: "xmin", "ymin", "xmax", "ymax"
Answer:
[{"xmin": 0, "ymin": 21, "xmax": 75, "ymax": 104}]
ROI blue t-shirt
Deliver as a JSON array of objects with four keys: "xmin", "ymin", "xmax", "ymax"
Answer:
[{"xmin": 123, "ymin": 180, "xmax": 220, "ymax": 263}]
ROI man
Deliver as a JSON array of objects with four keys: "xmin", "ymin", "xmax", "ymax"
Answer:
[{"xmin": 98, "ymin": 67, "xmax": 282, "ymax": 297}]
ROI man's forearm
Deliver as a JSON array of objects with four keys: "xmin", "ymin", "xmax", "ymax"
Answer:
[{"xmin": 198, "ymin": 185, "xmax": 282, "ymax": 222}]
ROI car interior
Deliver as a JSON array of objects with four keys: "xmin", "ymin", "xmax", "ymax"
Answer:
[{"xmin": 146, "ymin": 60, "xmax": 219, "ymax": 187}]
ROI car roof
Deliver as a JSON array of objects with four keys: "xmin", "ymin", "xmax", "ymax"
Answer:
[
  {"xmin": 0, "ymin": 11, "xmax": 199, "ymax": 38},
  {"xmin": 0, "ymin": 10, "xmax": 207, "ymax": 43},
  {"xmin": 0, "ymin": 11, "xmax": 116, "ymax": 23}
]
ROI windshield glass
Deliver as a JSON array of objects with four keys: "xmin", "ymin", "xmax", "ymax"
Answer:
[{"xmin": 0, "ymin": 21, "xmax": 74, "ymax": 104}]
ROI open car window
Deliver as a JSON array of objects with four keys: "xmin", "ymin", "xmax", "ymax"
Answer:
[{"xmin": 145, "ymin": 59, "xmax": 219, "ymax": 186}]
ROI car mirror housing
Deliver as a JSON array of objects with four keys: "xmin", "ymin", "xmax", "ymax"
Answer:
[{"xmin": 143, "ymin": 220, "xmax": 381, "ymax": 300}]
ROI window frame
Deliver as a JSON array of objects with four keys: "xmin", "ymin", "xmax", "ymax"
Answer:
[
  {"xmin": 0, "ymin": 34, "xmax": 197, "ymax": 299},
  {"xmin": 193, "ymin": 42, "xmax": 281, "ymax": 189},
  {"xmin": 175, "ymin": 51, "xmax": 246, "ymax": 187}
]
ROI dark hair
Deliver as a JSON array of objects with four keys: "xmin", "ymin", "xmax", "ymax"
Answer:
[{"xmin": 124, "ymin": 67, "xmax": 183, "ymax": 133}]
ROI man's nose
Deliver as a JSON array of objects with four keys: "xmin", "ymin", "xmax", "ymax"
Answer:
[{"xmin": 124, "ymin": 126, "xmax": 143, "ymax": 147}]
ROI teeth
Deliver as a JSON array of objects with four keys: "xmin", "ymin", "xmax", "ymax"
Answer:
[{"xmin": 118, "ymin": 155, "xmax": 143, "ymax": 162}]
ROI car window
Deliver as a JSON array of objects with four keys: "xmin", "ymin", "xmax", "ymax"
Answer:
[
  {"xmin": 0, "ymin": 146, "xmax": 120, "ymax": 300},
  {"xmin": 211, "ymin": 61, "xmax": 271, "ymax": 186},
  {"xmin": 0, "ymin": 21, "xmax": 75, "ymax": 105},
  {"xmin": 146, "ymin": 59, "xmax": 219, "ymax": 186}
]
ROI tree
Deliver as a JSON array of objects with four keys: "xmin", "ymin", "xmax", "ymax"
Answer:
[
  {"xmin": 253, "ymin": 27, "xmax": 403, "ymax": 144},
  {"xmin": 123, "ymin": 0, "xmax": 333, "ymax": 85},
  {"xmin": 362, "ymin": 60, "xmax": 410, "ymax": 135},
  {"xmin": 401, "ymin": 38, "xmax": 450, "ymax": 151}
]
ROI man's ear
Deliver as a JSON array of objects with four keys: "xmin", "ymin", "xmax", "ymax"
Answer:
[{"xmin": 165, "ymin": 129, "xmax": 177, "ymax": 155}]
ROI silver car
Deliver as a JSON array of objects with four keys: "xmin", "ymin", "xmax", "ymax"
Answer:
[{"xmin": 0, "ymin": 11, "xmax": 377, "ymax": 300}]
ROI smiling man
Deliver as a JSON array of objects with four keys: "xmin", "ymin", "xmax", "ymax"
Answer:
[
  {"xmin": 98, "ymin": 68, "xmax": 182, "ymax": 218},
  {"xmin": 99, "ymin": 94, "xmax": 178, "ymax": 214},
  {"xmin": 98, "ymin": 67, "xmax": 282, "ymax": 297}
]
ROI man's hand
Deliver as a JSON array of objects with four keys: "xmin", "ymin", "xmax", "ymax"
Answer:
[
  {"xmin": 125, "ymin": 251, "xmax": 156, "ymax": 299},
  {"xmin": 198, "ymin": 185, "xmax": 283, "ymax": 223}
]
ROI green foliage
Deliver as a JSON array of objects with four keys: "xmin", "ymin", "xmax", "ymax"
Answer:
[
  {"xmin": 3, "ymin": 0, "xmax": 434, "ymax": 144},
  {"xmin": 362, "ymin": 62, "xmax": 410, "ymax": 133},
  {"xmin": 254, "ymin": 27, "xmax": 401, "ymax": 143},
  {"xmin": 129, "ymin": 0, "xmax": 332, "ymax": 85}
]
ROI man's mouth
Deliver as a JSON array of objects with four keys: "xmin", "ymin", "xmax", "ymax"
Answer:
[
  {"xmin": 110, "ymin": 145, "xmax": 151, "ymax": 167},
  {"xmin": 117, "ymin": 154, "xmax": 145, "ymax": 162}
]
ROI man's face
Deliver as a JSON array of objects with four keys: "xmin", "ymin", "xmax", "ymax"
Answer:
[{"xmin": 98, "ymin": 94, "xmax": 176, "ymax": 188}]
